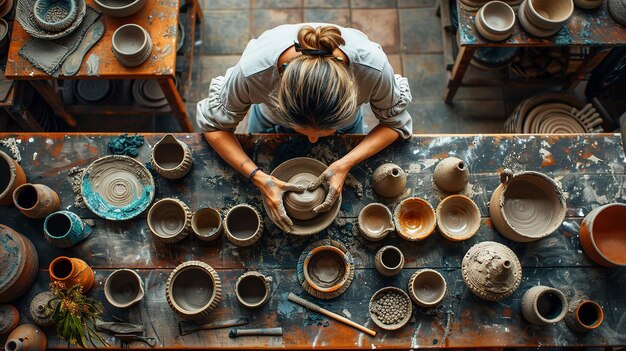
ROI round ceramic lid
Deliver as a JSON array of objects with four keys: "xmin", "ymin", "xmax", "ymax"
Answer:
[
  {"xmin": 0, "ymin": 225, "xmax": 26, "ymax": 297},
  {"xmin": 132, "ymin": 80, "xmax": 168, "ymax": 108},
  {"xmin": 75, "ymin": 80, "xmax": 113, "ymax": 103}
]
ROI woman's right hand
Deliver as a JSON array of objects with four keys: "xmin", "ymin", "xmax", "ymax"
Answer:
[{"xmin": 252, "ymin": 171, "xmax": 305, "ymax": 233}]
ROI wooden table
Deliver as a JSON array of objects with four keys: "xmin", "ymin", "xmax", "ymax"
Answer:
[{"xmin": 1, "ymin": 133, "xmax": 626, "ymax": 349}]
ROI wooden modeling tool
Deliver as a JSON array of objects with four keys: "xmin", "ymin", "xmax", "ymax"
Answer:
[{"xmin": 228, "ymin": 327, "xmax": 283, "ymax": 338}]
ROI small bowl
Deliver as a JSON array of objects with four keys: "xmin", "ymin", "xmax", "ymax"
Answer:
[
  {"xmin": 147, "ymin": 198, "xmax": 191, "ymax": 243},
  {"xmin": 527, "ymin": 0, "xmax": 574, "ymax": 28},
  {"xmin": 476, "ymin": 1, "xmax": 516, "ymax": 41},
  {"xmin": 224, "ymin": 204, "xmax": 263, "ymax": 247},
  {"xmin": 33, "ymin": 0, "xmax": 77, "ymax": 32},
  {"xmin": 112, "ymin": 24, "xmax": 153, "ymax": 67},
  {"xmin": 303, "ymin": 245, "xmax": 350, "ymax": 293},
  {"xmin": 358, "ymin": 203, "xmax": 394, "ymax": 241},
  {"xmin": 408, "ymin": 269, "xmax": 447, "ymax": 308},
  {"xmin": 235, "ymin": 271, "xmax": 271, "ymax": 309},
  {"xmin": 94, "ymin": 0, "xmax": 147, "ymax": 17},
  {"xmin": 579, "ymin": 203, "xmax": 626, "ymax": 267},
  {"xmin": 104, "ymin": 269, "xmax": 144, "ymax": 309},
  {"xmin": 436, "ymin": 195, "xmax": 481, "ymax": 241},
  {"xmin": 191, "ymin": 208, "xmax": 222, "ymax": 242},
  {"xmin": 393, "ymin": 197, "xmax": 436, "ymax": 241},
  {"xmin": 368, "ymin": 287, "xmax": 412, "ymax": 331}
]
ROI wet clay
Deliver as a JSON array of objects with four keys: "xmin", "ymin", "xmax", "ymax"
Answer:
[
  {"xmin": 166, "ymin": 261, "xmax": 222, "ymax": 320},
  {"xmin": 372, "ymin": 163, "xmax": 407, "ymax": 198},
  {"xmin": 358, "ymin": 203, "xmax": 394, "ymax": 241},
  {"xmin": 462, "ymin": 241, "xmax": 522, "ymax": 301},
  {"xmin": 580, "ymin": 203, "xmax": 626, "ymax": 266},
  {"xmin": 304, "ymin": 246, "xmax": 349, "ymax": 292},
  {"xmin": 408, "ymin": 269, "xmax": 446, "ymax": 308},
  {"xmin": 147, "ymin": 198, "xmax": 191, "ymax": 243},
  {"xmin": 236, "ymin": 272, "xmax": 270, "ymax": 308},
  {"xmin": 224, "ymin": 205, "xmax": 263, "ymax": 247},
  {"xmin": 394, "ymin": 198, "xmax": 436, "ymax": 241},
  {"xmin": 284, "ymin": 173, "xmax": 325, "ymax": 221},
  {"xmin": 433, "ymin": 157, "xmax": 470, "ymax": 193},
  {"xmin": 104, "ymin": 269, "xmax": 144, "ymax": 308},
  {"xmin": 436, "ymin": 195, "xmax": 480, "ymax": 241}
]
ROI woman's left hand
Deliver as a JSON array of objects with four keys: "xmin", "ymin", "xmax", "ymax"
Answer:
[{"xmin": 307, "ymin": 159, "xmax": 352, "ymax": 213}]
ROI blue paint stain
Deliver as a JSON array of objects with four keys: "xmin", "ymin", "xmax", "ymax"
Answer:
[
  {"xmin": 277, "ymin": 293, "xmax": 297, "ymax": 318},
  {"xmin": 81, "ymin": 177, "xmax": 154, "ymax": 220}
]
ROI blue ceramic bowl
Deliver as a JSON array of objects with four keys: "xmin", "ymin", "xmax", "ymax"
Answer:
[{"xmin": 33, "ymin": 0, "xmax": 78, "ymax": 32}]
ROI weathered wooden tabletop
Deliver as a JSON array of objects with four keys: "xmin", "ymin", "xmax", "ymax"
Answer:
[{"xmin": 1, "ymin": 133, "xmax": 626, "ymax": 349}]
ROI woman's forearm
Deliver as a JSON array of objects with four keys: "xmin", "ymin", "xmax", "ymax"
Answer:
[
  {"xmin": 337, "ymin": 124, "xmax": 400, "ymax": 169},
  {"xmin": 203, "ymin": 131, "xmax": 259, "ymax": 177}
]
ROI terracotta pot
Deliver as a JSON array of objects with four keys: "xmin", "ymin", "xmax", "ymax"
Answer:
[
  {"xmin": 475, "ymin": 1, "xmax": 516, "ymax": 41},
  {"xmin": 489, "ymin": 169, "xmax": 566, "ymax": 242},
  {"xmin": 579, "ymin": 203, "xmax": 626, "ymax": 267},
  {"xmin": 235, "ymin": 271, "xmax": 271, "ymax": 309},
  {"xmin": 565, "ymin": 299, "xmax": 604, "ymax": 332},
  {"xmin": 284, "ymin": 172, "xmax": 325, "ymax": 221},
  {"xmin": 4, "ymin": 324, "xmax": 47, "ymax": 351},
  {"xmin": 49, "ymin": 256, "xmax": 95, "ymax": 292},
  {"xmin": 433, "ymin": 157, "xmax": 470, "ymax": 193},
  {"xmin": 147, "ymin": 198, "xmax": 191, "ymax": 244},
  {"xmin": 408, "ymin": 269, "xmax": 447, "ymax": 308},
  {"xmin": 0, "ymin": 150, "xmax": 26, "ymax": 206},
  {"xmin": 191, "ymin": 208, "xmax": 222, "ymax": 242},
  {"xmin": 29, "ymin": 291, "xmax": 56, "ymax": 327},
  {"xmin": 303, "ymin": 245, "xmax": 351, "ymax": 293},
  {"xmin": 44, "ymin": 211, "xmax": 92, "ymax": 248},
  {"xmin": 521, "ymin": 286, "xmax": 568, "ymax": 325},
  {"xmin": 0, "ymin": 224, "xmax": 39, "ymax": 303},
  {"xmin": 393, "ymin": 197, "xmax": 436, "ymax": 241},
  {"xmin": 151, "ymin": 134, "xmax": 193, "ymax": 179},
  {"xmin": 224, "ymin": 204, "xmax": 263, "ymax": 247},
  {"xmin": 358, "ymin": 203, "xmax": 394, "ymax": 241},
  {"xmin": 166, "ymin": 261, "xmax": 222, "ymax": 320},
  {"xmin": 0, "ymin": 304, "xmax": 19, "ymax": 335},
  {"xmin": 374, "ymin": 245, "xmax": 404, "ymax": 276},
  {"xmin": 12, "ymin": 183, "xmax": 59, "ymax": 219},
  {"xmin": 368, "ymin": 287, "xmax": 412, "ymax": 331},
  {"xmin": 436, "ymin": 195, "xmax": 481, "ymax": 241},
  {"xmin": 462, "ymin": 241, "xmax": 522, "ymax": 301},
  {"xmin": 104, "ymin": 269, "xmax": 144, "ymax": 309},
  {"xmin": 372, "ymin": 163, "xmax": 407, "ymax": 198}
]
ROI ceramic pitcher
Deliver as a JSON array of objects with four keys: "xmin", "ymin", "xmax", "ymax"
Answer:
[
  {"xmin": 151, "ymin": 134, "xmax": 193, "ymax": 179},
  {"xmin": 104, "ymin": 269, "xmax": 145, "ymax": 308},
  {"xmin": 44, "ymin": 211, "xmax": 92, "ymax": 248}
]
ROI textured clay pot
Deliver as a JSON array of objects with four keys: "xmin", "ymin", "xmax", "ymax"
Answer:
[
  {"xmin": 521, "ymin": 285, "xmax": 568, "ymax": 325},
  {"xmin": 433, "ymin": 157, "xmax": 470, "ymax": 193},
  {"xmin": 44, "ymin": 211, "xmax": 93, "ymax": 248},
  {"xmin": 224, "ymin": 204, "xmax": 263, "ymax": 247},
  {"xmin": 0, "ymin": 224, "xmax": 39, "ymax": 303},
  {"xmin": 151, "ymin": 134, "xmax": 193, "ymax": 180},
  {"xmin": 393, "ymin": 197, "xmax": 436, "ymax": 241},
  {"xmin": 0, "ymin": 304, "xmax": 19, "ymax": 335},
  {"xmin": 489, "ymin": 169, "xmax": 566, "ymax": 242},
  {"xmin": 284, "ymin": 172, "xmax": 325, "ymax": 221},
  {"xmin": 476, "ymin": 1, "xmax": 516, "ymax": 41},
  {"xmin": 166, "ymin": 261, "xmax": 222, "ymax": 320},
  {"xmin": 12, "ymin": 183, "xmax": 59, "ymax": 219},
  {"xmin": 29, "ymin": 291, "xmax": 56, "ymax": 327},
  {"xmin": 4, "ymin": 324, "xmax": 47, "ymax": 351},
  {"xmin": 579, "ymin": 203, "xmax": 626, "ymax": 267},
  {"xmin": 147, "ymin": 198, "xmax": 192, "ymax": 244},
  {"xmin": 408, "ymin": 269, "xmax": 447, "ymax": 308},
  {"xmin": 303, "ymin": 245, "xmax": 351, "ymax": 294},
  {"xmin": 358, "ymin": 203, "xmax": 394, "ymax": 241},
  {"xmin": 372, "ymin": 163, "xmax": 407, "ymax": 198},
  {"xmin": 49, "ymin": 256, "xmax": 95, "ymax": 292},
  {"xmin": 104, "ymin": 269, "xmax": 144, "ymax": 309},
  {"xmin": 0, "ymin": 150, "xmax": 26, "ymax": 206},
  {"xmin": 374, "ymin": 245, "xmax": 404, "ymax": 276},
  {"xmin": 462, "ymin": 241, "xmax": 522, "ymax": 301},
  {"xmin": 112, "ymin": 24, "xmax": 153, "ymax": 67},
  {"xmin": 235, "ymin": 271, "xmax": 271, "ymax": 309},
  {"xmin": 191, "ymin": 208, "xmax": 222, "ymax": 242},
  {"xmin": 368, "ymin": 287, "xmax": 412, "ymax": 331},
  {"xmin": 565, "ymin": 299, "xmax": 604, "ymax": 332},
  {"xmin": 436, "ymin": 195, "xmax": 481, "ymax": 241}
]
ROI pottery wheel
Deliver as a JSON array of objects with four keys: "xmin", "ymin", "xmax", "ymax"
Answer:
[
  {"xmin": 81, "ymin": 155, "xmax": 155, "ymax": 220},
  {"xmin": 296, "ymin": 239, "xmax": 355, "ymax": 300},
  {"xmin": 462, "ymin": 241, "xmax": 522, "ymax": 301}
]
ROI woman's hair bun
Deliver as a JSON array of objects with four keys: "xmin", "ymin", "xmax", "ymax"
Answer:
[{"xmin": 297, "ymin": 25, "xmax": 345, "ymax": 52}]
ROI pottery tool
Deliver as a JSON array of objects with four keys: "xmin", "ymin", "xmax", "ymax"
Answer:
[
  {"xmin": 228, "ymin": 327, "xmax": 283, "ymax": 338},
  {"xmin": 95, "ymin": 320, "xmax": 143, "ymax": 335},
  {"xmin": 288, "ymin": 293, "xmax": 376, "ymax": 337},
  {"xmin": 61, "ymin": 21, "xmax": 105, "ymax": 76},
  {"xmin": 115, "ymin": 334, "xmax": 157, "ymax": 347},
  {"xmin": 178, "ymin": 318, "xmax": 249, "ymax": 336}
]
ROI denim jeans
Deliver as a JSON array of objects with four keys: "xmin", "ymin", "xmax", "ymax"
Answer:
[{"xmin": 247, "ymin": 104, "xmax": 364, "ymax": 134}]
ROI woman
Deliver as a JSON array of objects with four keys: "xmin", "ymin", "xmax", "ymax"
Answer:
[{"xmin": 198, "ymin": 24, "xmax": 413, "ymax": 233}]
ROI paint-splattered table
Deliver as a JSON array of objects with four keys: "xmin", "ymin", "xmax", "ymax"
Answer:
[{"xmin": 1, "ymin": 133, "xmax": 626, "ymax": 349}]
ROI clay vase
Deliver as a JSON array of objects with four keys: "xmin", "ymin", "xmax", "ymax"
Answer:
[
  {"xmin": 166, "ymin": 261, "xmax": 222, "ymax": 320},
  {"xmin": 147, "ymin": 198, "xmax": 192, "ymax": 244},
  {"xmin": 0, "ymin": 150, "xmax": 26, "ymax": 206},
  {"xmin": 284, "ymin": 173, "xmax": 325, "ymax": 221},
  {"xmin": 436, "ymin": 195, "xmax": 481, "ymax": 241},
  {"xmin": 224, "ymin": 204, "xmax": 263, "ymax": 247},
  {"xmin": 489, "ymin": 169, "xmax": 566, "ymax": 242},
  {"xmin": 191, "ymin": 208, "xmax": 222, "ymax": 242},
  {"xmin": 579, "ymin": 203, "xmax": 626, "ymax": 267},
  {"xmin": 521, "ymin": 286, "xmax": 568, "ymax": 325},
  {"xmin": 49, "ymin": 256, "xmax": 95, "ymax": 292},
  {"xmin": 407, "ymin": 269, "xmax": 447, "ymax": 308},
  {"xmin": 151, "ymin": 134, "xmax": 193, "ymax": 180},
  {"xmin": 433, "ymin": 157, "xmax": 470, "ymax": 193},
  {"xmin": 0, "ymin": 304, "xmax": 19, "ymax": 335},
  {"xmin": 104, "ymin": 269, "xmax": 144, "ymax": 309},
  {"xmin": 12, "ymin": 184, "xmax": 59, "ymax": 219},
  {"xmin": 29, "ymin": 292, "xmax": 56, "ymax": 327},
  {"xmin": 393, "ymin": 197, "xmax": 436, "ymax": 241},
  {"xmin": 43, "ymin": 211, "xmax": 93, "ymax": 248},
  {"xmin": 372, "ymin": 163, "xmax": 407, "ymax": 198},
  {"xmin": 358, "ymin": 203, "xmax": 394, "ymax": 241},
  {"xmin": 235, "ymin": 271, "xmax": 271, "ymax": 309},
  {"xmin": 462, "ymin": 241, "xmax": 522, "ymax": 301},
  {"xmin": 303, "ymin": 245, "xmax": 351, "ymax": 294},
  {"xmin": 0, "ymin": 224, "xmax": 39, "ymax": 303},
  {"xmin": 4, "ymin": 324, "xmax": 47, "ymax": 351},
  {"xmin": 374, "ymin": 245, "xmax": 404, "ymax": 276},
  {"xmin": 565, "ymin": 299, "xmax": 604, "ymax": 332}
]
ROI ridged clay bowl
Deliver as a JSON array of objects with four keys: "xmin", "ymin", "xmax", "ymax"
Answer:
[
  {"xmin": 393, "ymin": 197, "xmax": 436, "ymax": 241},
  {"xmin": 579, "ymin": 203, "xmax": 626, "ymax": 267},
  {"xmin": 357, "ymin": 203, "xmax": 394, "ymax": 241},
  {"xmin": 436, "ymin": 195, "xmax": 481, "ymax": 241},
  {"xmin": 519, "ymin": 0, "xmax": 574, "ymax": 37},
  {"xmin": 94, "ymin": 0, "xmax": 147, "ymax": 17},
  {"xmin": 147, "ymin": 198, "xmax": 191, "ymax": 244},
  {"xmin": 235, "ymin": 271, "xmax": 271, "ymax": 309},
  {"xmin": 224, "ymin": 204, "xmax": 263, "ymax": 247},
  {"xmin": 303, "ymin": 245, "xmax": 351, "ymax": 294},
  {"xmin": 112, "ymin": 24, "xmax": 153, "ymax": 67},
  {"xmin": 166, "ymin": 261, "xmax": 222, "ymax": 320},
  {"xmin": 475, "ymin": 1, "xmax": 516, "ymax": 41},
  {"xmin": 191, "ymin": 208, "xmax": 222, "ymax": 242},
  {"xmin": 33, "ymin": 0, "xmax": 77, "ymax": 32},
  {"xmin": 408, "ymin": 269, "xmax": 447, "ymax": 308}
]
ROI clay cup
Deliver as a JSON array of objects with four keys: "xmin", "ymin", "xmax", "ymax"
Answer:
[
  {"xmin": 476, "ymin": 1, "xmax": 516, "ymax": 41},
  {"xmin": 112, "ymin": 24, "xmax": 153, "ymax": 67},
  {"xmin": 224, "ymin": 204, "xmax": 263, "ymax": 247},
  {"xmin": 104, "ymin": 269, "xmax": 144, "ymax": 309},
  {"xmin": 191, "ymin": 208, "xmax": 222, "ymax": 241},
  {"xmin": 565, "ymin": 299, "xmax": 604, "ymax": 332},
  {"xmin": 521, "ymin": 285, "xmax": 568, "ymax": 325},
  {"xmin": 235, "ymin": 271, "xmax": 271, "ymax": 309},
  {"xmin": 374, "ymin": 245, "xmax": 404, "ymax": 276},
  {"xmin": 147, "ymin": 198, "xmax": 191, "ymax": 243}
]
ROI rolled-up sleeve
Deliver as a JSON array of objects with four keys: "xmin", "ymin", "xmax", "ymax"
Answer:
[{"xmin": 368, "ymin": 63, "xmax": 413, "ymax": 139}]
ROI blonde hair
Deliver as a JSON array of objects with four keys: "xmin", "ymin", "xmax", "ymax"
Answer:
[{"xmin": 272, "ymin": 25, "xmax": 358, "ymax": 131}]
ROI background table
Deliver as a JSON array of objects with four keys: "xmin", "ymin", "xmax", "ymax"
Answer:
[{"xmin": 1, "ymin": 133, "xmax": 625, "ymax": 349}]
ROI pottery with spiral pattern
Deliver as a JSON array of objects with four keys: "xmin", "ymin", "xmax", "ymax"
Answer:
[{"xmin": 151, "ymin": 134, "xmax": 193, "ymax": 179}]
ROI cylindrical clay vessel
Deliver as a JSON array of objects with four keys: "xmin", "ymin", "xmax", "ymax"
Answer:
[
  {"xmin": 0, "ymin": 150, "xmax": 26, "ymax": 206},
  {"xmin": 0, "ymin": 224, "xmax": 39, "ymax": 303},
  {"xmin": 374, "ymin": 245, "xmax": 404, "ymax": 276},
  {"xmin": 224, "ymin": 204, "xmax": 263, "ymax": 247},
  {"xmin": 521, "ymin": 285, "xmax": 568, "ymax": 325},
  {"xmin": 433, "ymin": 157, "xmax": 470, "ymax": 193},
  {"xmin": 166, "ymin": 261, "xmax": 222, "ymax": 320},
  {"xmin": 49, "ymin": 256, "xmax": 95, "ymax": 292},
  {"xmin": 12, "ymin": 183, "xmax": 60, "ymax": 219},
  {"xmin": 147, "ymin": 198, "xmax": 192, "ymax": 243},
  {"xmin": 565, "ymin": 299, "xmax": 604, "ymax": 332},
  {"xmin": 151, "ymin": 134, "xmax": 193, "ymax": 179},
  {"xmin": 372, "ymin": 163, "xmax": 407, "ymax": 198},
  {"xmin": 235, "ymin": 271, "xmax": 272, "ymax": 309}
]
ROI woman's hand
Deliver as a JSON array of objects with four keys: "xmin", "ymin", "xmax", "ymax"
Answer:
[
  {"xmin": 252, "ymin": 171, "xmax": 306, "ymax": 233},
  {"xmin": 308, "ymin": 159, "xmax": 353, "ymax": 214}
]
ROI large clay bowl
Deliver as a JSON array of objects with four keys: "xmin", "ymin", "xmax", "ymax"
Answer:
[
  {"xmin": 408, "ymin": 269, "xmax": 447, "ymax": 308},
  {"xmin": 436, "ymin": 195, "xmax": 481, "ymax": 241},
  {"xmin": 358, "ymin": 203, "xmax": 394, "ymax": 241},
  {"xmin": 579, "ymin": 203, "xmax": 626, "ymax": 267},
  {"xmin": 0, "ymin": 150, "xmax": 26, "ymax": 206},
  {"xmin": 476, "ymin": 1, "xmax": 516, "ymax": 41},
  {"xmin": 368, "ymin": 287, "xmax": 412, "ymax": 331},
  {"xmin": 526, "ymin": 0, "xmax": 574, "ymax": 29},
  {"xmin": 147, "ymin": 198, "xmax": 191, "ymax": 244},
  {"xmin": 94, "ymin": 0, "xmax": 147, "ymax": 17},
  {"xmin": 303, "ymin": 246, "xmax": 350, "ymax": 293},
  {"xmin": 166, "ymin": 261, "xmax": 222, "ymax": 320},
  {"xmin": 393, "ymin": 197, "xmax": 436, "ymax": 241}
]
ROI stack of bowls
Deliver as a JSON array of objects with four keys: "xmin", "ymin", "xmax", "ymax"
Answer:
[
  {"xmin": 475, "ymin": 1, "xmax": 516, "ymax": 41},
  {"xmin": 33, "ymin": 0, "xmax": 77, "ymax": 32},
  {"xmin": 112, "ymin": 24, "xmax": 153, "ymax": 67},
  {"xmin": 94, "ymin": 0, "xmax": 147, "ymax": 17},
  {"xmin": 518, "ymin": 0, "xmax": 574, "ymax": 37}
]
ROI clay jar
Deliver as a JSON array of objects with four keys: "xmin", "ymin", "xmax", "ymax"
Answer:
[
  {"xmin": 147, "ymin": 198, "xmax": 192, "ymax": 243},
  {"xmin": 475, "ymin": 1, "xmax": 516, "ymax": 41},
  {"xmin": 374, "ymin": 245, "xmax": 404, "ymax": 276},
  {"xmin": 191, "ymin": 208, "xmax": 222, "ymax": 242},
  {"xmin": 408, "ymin": 269, "xmax": 447, "ymax": 308},
  {"xmin": 44, "ymin": 211, "xmax": 93, "ymax": 248},
  {"xmin": 462, "ymin": 241, "xmax": 522, "ymax": 301},
  {"xmin": 104, "ymin": 269, "xmax": 144, "ymax": 308},
  {"xmin": 12, "ymin": 183, "xmax": 59, "ymax": 218},
  {"xmin": 166, "ymin": 261, "xmax": 222, "ymax": 320},
  {"xmin": 0, "ymin": 304, "xmax": 19, "ymax": 335},
  {"xmin": 433, "ymin": 157, "xmax": 470, "ymax": 193},
  {"xmin": 29, "ymin": 292, "xmax": 56, "ymax": 327},
  {"xmin": 0, "ymin": 224, "xmax": 39, "ymax": 303},
  {"xmin": 0, "ymin": 150, "xmax": 26, "ymax": 206},
  {"xmin": 489, "ymin": 169, "xmax": 566, "ymax": 242},
  {"xmin": 436, "ymin": 195, "xmax": 481, "ymax": 241},
  {"xmin": 579, "ymin": 203, "xmax": 626, "ymax": 267},
  {"xmin": 303, "ymin": 245, "xmax": 351, "ymax": 294},
  {"xmin": 284, "ymin": 173, "xmax": 325, "ymax": 221},
  {"xmin": 372, "ymin": 163, "xmax": 407, "ymax": 198},
  {"xmin": 393, "ymin": 197, "xmax": 436, "ymax": 241},
  {"xmin": 521, "ymin": 286, "xmax": 568, "ymax": 325},
  {"xmin": 4, "ymin": 324, "xmax": 47, "ymax": 351},
  {"xmin": 235, "ymin": 271, "xmax": 271, "ymax": 309},
  {"xmin": 565, "ymin": 299, "xmax": 604, "ymax": 332},
  {"xmin": 224, "ymin": 204, "xmax": 263, "ymax": 247},
  {"xmin": 49, "ymin": 256, "xmax": 95, "ymax": 292},
  {"xmin": 358, "ymin": 203, "xmax": 394, "ymax": 241},
  {"xmin": 151, "ymin": 134, "xmax": 193, "ymax": 180}
]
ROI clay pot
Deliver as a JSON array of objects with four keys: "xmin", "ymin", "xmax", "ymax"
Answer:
[
  {"xmin": 12, "ymin": 183, "xmax": 59, "ymax": 219},
  {"xmin": 436, "ymin": 195, "xmax": 481, "ymax": 241},
  {"xmin": 462, "ymin": 241, "xmax": 522, "ymax": 301},
  {"xmin": 147, "ymin": 198, "xmax": 192, "ymax": 244},
  {"xmin": 489, "ymin": 169, "xmax": 566, "ymax": 242},
  {"xmin": 4, "ymin": 324, "xmax": 47, "ymax": 351},
  {"xmin": 358, "ymin": 203, "xmax": 394, "ymax": 241},
  {"xmin": 33, "ymin": 0, "xmax": 77, "ymax": 32},
  {"xmin": 303, "ymin": 245, "xmax": 351, "ymax": 294},
  {"xmin": 0, "ymin": 150, "xmax": 26, "ymax": 206},
  {"xmin": 49, "ymin": 256, "xmax": 95, "ymax": 292},
  {"xmin": 372, "ymin": 163, "xmax": 407, "ymax": 198},
  {"xmin": 476, "ymin": 1, "xmax": 516, "ymax": 41},
  {"xmin": 284, "ymin": 172, "xmax": 325, "ymax": 221},
  {"xmin": 521, "ymin": 286, "xmax": 568, "ymax": 325},
  {"xmin": 407, "ymin": 269, "xmax": 447, "ymax": 308},
  {"xmin": 579, "ymin": 203, "xmax": 626, "ymax": 267},
  {"xmin": 235, "ymin": 271, "xmax": 271, "ymax": 309},
  {"xmin": 29, "ymin": 291, "xmax": 56, "ymax": 327},
  {"xmin": 368, "ymin": 287, "xmax": 412, "ymax": 331},
  {"xmin": 166, "ymin": 261, "xmax": 222, "ymax": 320},
  {"xmin": 519, "ymin": 0, "xmax": 574, "ymax": 37},
  {"xmin": 393, "ymin": 197, "xmax": 436, "ymax": 241},
  {"xmin": 433, "ymin": 157, "xmax": 470, "ymax": 193},
  {"xmin": 574, "ymin": 0, "xmax": 602, "ymax": 9},
  {"xmin": 104, "ymin": 269, "xmax": 144, "ymax": 309},
  {"xmin": 608, "ymin": 0, "xmax": 626, "ymax": 26},
  {"xmin": 94, "ymin": 0, "xmax": 147, "ymax": 17},
  {"xmin": 191, "ymin": 208, "xmax": 222, "ymax": 242},
  {"xmin": 0, "ymin": 304, "xmax": 19, "ymax": 335},
  {"xmin": 151, "ymin": 134, "xmax": 193, "ymax": 180},
  {"xmin": 44, "ymin": 211, "xmax": 93, "ymax": 248},
  {"xmin": 374, "ymin": 245, "xmax": 404, "ymax": 276},
  {"xmin": 224, "ymin": 204, "xmax": 263, "ymax": 247},
  {"xmin": 0, "ymin": 224, "xmax": 39, "ymax": 303},
  {"xmin": 112, "ymin": 24, "xmax": 153, "ymax": 67},
  {"xmin": 565, "ymin": 299, "xmax": 604, "ymax": 332}
]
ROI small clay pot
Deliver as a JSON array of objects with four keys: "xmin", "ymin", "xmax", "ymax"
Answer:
[
  {"xmin": 0, "ymin": 150, "xmax": 26, "ymax": 206},
  {"xmin": 368, "ymin": 287, "xmax": 412, "ymax": 331},
  {"xmin": 519, "ymin": 0, "xmax": 574, "ymax": 37},
  {"xmin": 151, "ymin": 134, "xmax": 193, "ymax": 180},
  {"xmin": 112, "ymin": 24, "xmax": 153, "ymax": 67},
  {"xmin": 393, "ymin": 197, "xmax": 436, "ymax": 241},
  {"xmin": 0, "ymin": 304, "xmax": 19, "ymax": 335},
  {"xmin": 104, "ymin": 269, "xmax": 144, "ymax": 309},
  {"xmin": 49, "ymin": 256, "xmax": 94, "ymax": 292},
  {"xmin": 0, "ymin": 225, "xmax": 39, "ymax": 303},
  {"xmin": 408, "ymin": 269, "xmax": 447, "ymax": 308},
  {"xmin": 433, "ymin": 157, "xmax": 470, "ymax": 193},
  {"xmin": 475, "ymin": 1, "xmax": 516, "ymax": 41},
  {"xmin": 462, "ymin": 241, "xmax": 522, "ymax": 301},
  {"xmin": 12, "ymin": 183, "xmax": 59, "ymax": 218},
  {"xmin": 166, "ymin": 261, "xmax": 222, "ymax": 320},
  {"xmin": 191, "ymin": 208, "xmax": 222, "ymax": 242},
  {"xmin": 358, "ymin": 203, "xmax": 394, "ymax": 241},
  {"xmin": 147, "ymin": 198, "xmax": 192, "ymax": 244},
  {"xmin": 44, "ymin": 211, "xmax": 92, "ymax": 248},
  {"xmin": 374, "ymin": 245, "xmax": 404, "ymax": 276},
  {"xmin": 284, "ymin": 172, "xmax": 325, "ymax": 221},
  {"xmin": 303, "ymin": 245, "xmax": 351, "ymax": 293},
  {"xmin": 4, "ymin": 324, "xmax": 47, "ymax": 351},
  {"xmin": 436, "ymin": 195, "xmax": 480, "ymax": 241},
  {"xmin": 574, "ymin": 0, "xmax": 602, "ymax": 9},
  {"xmin": 224, "ymin": 204, "xmax": 263, "ymax": 247},
  {"xmin": 579, "ymin": 203, "xmax": 626, "ymax": 267},
  {"xmin": 372, "ymin": 163, "xmax": 407, "ymax": 198},
  {"xmin": 521, "ymin": 286, "xmax": 568, "ymax": 325},
  {"xmin": 29, "ymin": 292, "xmax": 56, "ymax": 327},
  {"xmin": 565, "ymin": 299, "xmax": 604, "ymax": 332},
  {"xmin": 235, "ymin": 271, "xmax": 271, "ymax": 309}
]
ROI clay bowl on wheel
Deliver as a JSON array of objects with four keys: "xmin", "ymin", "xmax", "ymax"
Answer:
[
  {"xmin": 94, "ymin": 0, "xmax": 147, "ymax": 17},
  {"xmin": 579, "ymin": 203, "xmax": 626, "ymax": 267},
  {"xmin": 393, "ymin": 197, "xmax": 436, "ymax": 241},
  {"xmin": 475, "ymin": 1, "xmax": 516, "ymax": 41},
  {"xmin": 436, "ymin": 195, "xmax": 481, "ymax": 241},
  {"xmin": 303, "ymin": 245, "xmax": 351, "ymax": 294}
]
